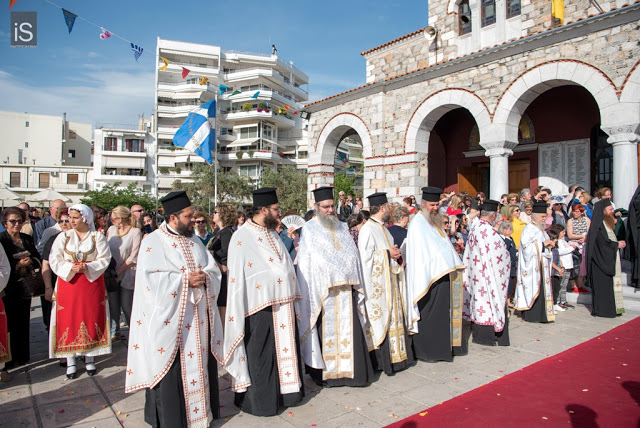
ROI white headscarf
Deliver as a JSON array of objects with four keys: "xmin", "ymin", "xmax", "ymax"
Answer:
[{"xmin": 69, "ymin": 203, "xmax": 96, "ymax": 231}]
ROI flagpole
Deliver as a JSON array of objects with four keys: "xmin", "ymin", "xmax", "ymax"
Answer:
[{"xmin": 214, "ymin": 92, "xmax": 218, "ymax": 209}]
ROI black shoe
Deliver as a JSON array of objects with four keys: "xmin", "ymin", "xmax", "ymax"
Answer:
[
  {"xmin": 66, "ymin": 365, "xmax": 77, "ymax": 380},
  {"xmin": 87, "ymin": 368, "xmax": 96, "ymax": 377},
  {"xmin": 563, "ymin": 302, "xmax": 575, "ymax": 309}
]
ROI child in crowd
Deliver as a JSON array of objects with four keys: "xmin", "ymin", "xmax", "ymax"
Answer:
[
  {"xmin": 498, "ymin": 221, "xmax": 517, "ymax": 310},
  {"xmin": 549, "ymin": 224, "xmax": 575, "ymax": 309},
  {"xmin": 548, "ymin": 225, "xmax": 573, "ymax": 313}
]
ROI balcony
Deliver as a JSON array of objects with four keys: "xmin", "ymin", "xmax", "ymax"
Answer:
[
  {"xmin": 220, "ymin": 110, "xmax": 295, "ymax": 128},
  {"xmin": 100, "ymin": 168, "xmax": 147, "ymax": 181},
  {"xmin": 218, "ymin": 150, "xmax": 290, "ymax": 162},
  {"xmin": 157, "ymin": 126, "xmax": 179, "ymax": 139},
  {"xmin": 223, "ymin": 68, "xmax": 308, "ymax": 102},
  {"xmin": 157, "ymin": 104, "xmax": 200, "ymax": 118},
  {"xmin": 101, "ymin": 151, "xmax": 146, "ymax": 169},
  {"xmin": 158, "ymin": 62, "xmax": 219, "ymax": 77}
]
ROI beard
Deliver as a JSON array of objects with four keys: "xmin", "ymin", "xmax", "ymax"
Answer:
[
  {"xmin": 604, "ymin": 215, "xmax": 616, "ymax": 230},
  {"xmin": 264, "ymin": 211, "xmax": 280, "ymax": 230},
  {"xmin": 381, "ymin": 210, "xmax": 391, "ymax": 224},
  {"xmin": 423, "ymin": 210, "xmax": 443, "ymax": 229},
  {"xmin": 316, "ymin": 210, "xmax": 339, "ymax": 230},
  {"xmin": 175, "ymin": 219, "xmax": 194, "ymax": 237}
]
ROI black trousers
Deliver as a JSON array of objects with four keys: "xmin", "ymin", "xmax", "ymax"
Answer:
[
  {"xmin": 552, "ymin": 276, "xmax": 561, "ymax": 305},
  {"xmin": 3, "ymin": 293, "xmax": 31, "ymax": 368}
]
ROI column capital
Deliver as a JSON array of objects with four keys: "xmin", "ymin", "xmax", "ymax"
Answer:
[
  {"xmin": 603, "ymin": 123, "xmax": 640, "ymax": 144},
  {"xmin": 607, "ymin": 132, "xmax": 640, "ymax": 145},
  {"xmin": 481, "ymin": 140, "xmax": 517, "ymax": 157}
]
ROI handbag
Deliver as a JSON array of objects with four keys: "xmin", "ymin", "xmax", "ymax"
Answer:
[
  {"xmin": 570, "ymin": 247, "xmax": 582, "ymax": 280},
  {"xmin": 104, "ymin": 257, "xmax": 119, "ymax": 293},
  {"xmin": 18, "ymin": 259, "xmax": 45, "ymax": 299}
]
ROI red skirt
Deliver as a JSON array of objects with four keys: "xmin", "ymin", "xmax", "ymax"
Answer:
[
  {"xmin": 52, "ymin": 273, "xmax": 109, "ymax": 355},
  {"xmin": 0, "ymin": 298, "xmax": 10, "ymax": 364}
]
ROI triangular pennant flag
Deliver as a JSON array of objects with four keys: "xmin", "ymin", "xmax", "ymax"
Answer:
[
  {"xmin": 9, "ymin": 0, "xmax": 17, "ymax": 9},
  {"xmin": 278, "ymin": 107, "xmax": 285, "ymax": 114},
  {"xmin": 218, "ymin": 84, "xmax": 228, "ymax": 95},
  {"xmin": 182, "ymin": 67, "xmax": 191, "ymax": 79},
  {"xmin": 283, "ymin": 105, "xmax": 291, "ymax": 111},
  {"xmin": 159, "ymin": 56, "xmax": 169, "ymax": 71},
  {"xmin": 130, "ymin": 43, "xmax": 143, "ymax": 62},
  {"xmin": 62, "ymin": 8, "xmax": 77, "ymax": 34},
  {"xmin": 99, "ymin": 28, "xmax": 111, "ymax": 39},
  {"xmin": 251, "ymin": 91, "xmax": 260, "ymax": 99},
  {"xmin": 293, "ymin": 111, "xmax": 298, "ymax": 115},
  {"xmin": 228, "ymin": 90, "xmax": 241, "ymax": 97},
  {"xmin": 199, "ymin": 76, "xmax": 210, "ymax": 85},
  {"xmin": 265, "ymin": 101, "xmax": 269, "ymax": 107}
]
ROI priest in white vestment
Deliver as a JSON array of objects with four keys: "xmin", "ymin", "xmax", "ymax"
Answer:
[
  {"xmin": 405, "ymin": 187, "xmax": 466, "ymax": 362},
  {"xmin": 297, "ymin": 186, "xmax": 374, "ymax": 387},
  {"xmin": 223, "ymin": 188, "xmax": 303, "ymax": 416},
  {"xmin": 462, "ymin": 200, "xmax": 511, "ymax": 346},
  {"xmin": 514, "ymin": 201, "xmax": 556, "ymax": 323},
  {"xmin": 358, "ymin": 192, "xmax": 414, "ymax": 375},
  {"xmin": 125, "ymin": 191, "xmax": 224, "ymax": 428}
]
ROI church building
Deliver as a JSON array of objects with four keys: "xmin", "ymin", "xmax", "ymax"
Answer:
[{"xmin": 304, "ymin": 0, "xmax": 640, "ymax": 209}]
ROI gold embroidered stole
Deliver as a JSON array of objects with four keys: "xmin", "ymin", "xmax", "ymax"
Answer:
[{"xmin": 321, "ymin": 285, "xmax": 354, "ymax": 379}]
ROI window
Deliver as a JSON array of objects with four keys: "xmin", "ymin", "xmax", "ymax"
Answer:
[
  {"xmin": 125, "ymin": 138, "xmax": 145, "ymax": 152},
  {"xmin": 506, "ymin": 0, "xmax": 521, "ymax": 18},
  {"xmin": 261, "ymin": 123, "xmax": 276, "ymax": 141},
  {"xmin": 67, "ymin": 173, "xmax": 79, "ymax": 185},
  {"xmin": 238, "ymin": 126, "xmax": 258, "ymax": 139},
  {"xmin": 25, "ymin": 142, "xmax": 28, "ymax": 148},
  {"xmin": 459, "ymin": 0, "xmax": 472, "ymax": 35},
  {"xmin": 39, "ymin": 173, "xmax": 50, "ymax": 189},
  {"xmin": 10, "ymin": 172, "xmax": 20, "ymax": 187},
  {"xmin": 18, "ymin": 149, "xmax": 23, "ymax": 164},
  {"xmin": 238, "ymin": 164, "xmax": 260, "ymax": 177},
  {"xmin": 104, "ymin": 137, "xmax": 118, "ymax": 151},
  {"xmin": 25, "ymin": 121, "xmax": 29, "ymax": 127},
  {"xmin": 481, "ymin": 0, "xmax": 496, "ymax": 27},
  {"xmin": 68, "ymin": 150, "xmax": 76, "ymax": 158}
]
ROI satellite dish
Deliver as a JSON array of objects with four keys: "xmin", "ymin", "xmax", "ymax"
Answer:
[{"xmin": 423, "ymin": 26, "xmax": 437, "ymax": 42}]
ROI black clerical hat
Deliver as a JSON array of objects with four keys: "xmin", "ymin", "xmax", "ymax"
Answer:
[
  {"xmin": 421, "ymin": 186, "xmax": 442, "ymax": 202},
  {"xmin": 481, "ymin": 199, "xmax": 499, "ymax": 212},
  {"xmin": 367, "ymin": 192, "xmax": 388, "ymax": 206},
  {"xmin": 532, "ymin": 201, "xmax": 549, "ymax": 213},
  {"xmin": 312, "ymin": 186, "xmax": 334, "ymax": 203},
  {"xmin": 470, "ymin": 199, "xmax": 481, "ymax": 210},
  {"xmin": 252, "ymin": 188, "xmax": 278, "ymax": 207},
  {"xmin": 161, "ymin": 191, "xmax": 191, "ymax": 215}
]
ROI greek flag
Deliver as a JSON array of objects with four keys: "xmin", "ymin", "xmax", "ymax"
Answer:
[{"xmin": 172, "ymin": 100, "xmax": 216, "ymax": 164}]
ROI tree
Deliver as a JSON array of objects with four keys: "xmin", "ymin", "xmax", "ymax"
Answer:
[
  {"xmin": 171, "ymin": 163, "xmax": 253, "ymax": 213},
  {"xmin": 81, "ymin": 182, "xmax": 156, "ymax": 211},
  {"xmin": 261, "ymin": 165, "xmax": 307, "ymax": 214},
  {"xmin": 333, "ymin": 174, "xmax": 356, "ymax": 200}
]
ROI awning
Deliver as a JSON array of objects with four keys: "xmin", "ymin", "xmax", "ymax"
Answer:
[
  {"xmin": 226, "ymin": 138, "xmax": 259, "ymax": 148},
  {"xmin": 161, "ymin": 49, "xmax": 218, "ymax": 60},
  {"xmin": 104, "ymin": 157, "xmax": 146, "ymax": 169}
]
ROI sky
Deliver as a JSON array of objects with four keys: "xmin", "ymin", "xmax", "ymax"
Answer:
[{"xmin": 1, "ymin": 0, "xmax": 428, "ymax": 126}]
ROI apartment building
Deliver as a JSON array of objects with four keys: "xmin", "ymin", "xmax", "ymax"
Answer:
[
  {"xmin": 154, "ymin": 38, "xmax": 309, "ymax": 192},
  {"xmin": 0, "ymin": 110, "xmax": 93, "ymax": 204}
]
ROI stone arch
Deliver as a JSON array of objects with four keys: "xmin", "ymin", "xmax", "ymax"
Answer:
[
  {"xmin": 493, "ymin": 60, "xmax": 620, "ymax": 143},
  {"xmin": 405, "ymin": 88, "xmax": 492, "ymax": 154},
  {"xmin": 312, "ymin": 113, "xmax": 373, "ymax": 165}
]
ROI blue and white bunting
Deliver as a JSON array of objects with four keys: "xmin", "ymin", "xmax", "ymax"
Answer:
[
  {"xmin": 130, "ymin": 43, "xmax": 143, "ymax": 62},
  {"xmin": 172, "ymin": 100, "xmax": 216, "ymax": 164},
  {"xmin": 62, "ymin": 8, "xmax": 77, "ymax": 34}
]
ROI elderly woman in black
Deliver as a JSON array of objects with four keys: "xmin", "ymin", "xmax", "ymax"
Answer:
[{"xmin": 0, "ymin": 207, "xmax": 41, "ymax": 369}]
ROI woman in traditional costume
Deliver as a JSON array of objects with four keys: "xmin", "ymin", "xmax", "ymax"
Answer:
[
  {"xmin": 0, "ymin": 245, "xmax": 12, "ymax": 381},
  {"xmin": 49, "ymin": 204, "xmax": 112, "ymax": 379}
]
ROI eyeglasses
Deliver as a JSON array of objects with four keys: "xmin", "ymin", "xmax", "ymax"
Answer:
[
  {"xmin": 7, "ymin": 219, "xmax": 24, "ymax": 225},
  {"xmin": 58, "ymin": 219, "xmax": 70, "ymax": 224},
  {"xmin": 132, "ymin": 209, "xmax": 144, "ymax": 213},
  {"xmin": 195, "ymin": 220, "xmax": 207, "ymax": 224},
  {"xmin": 443, "ymin": 221, "xmax": 450, "ymax": 225},
  {"xmin": 213, "ymin": 210, "xmax": 218, "ymax": 214},
  {"xmin": 514, "ymin": 209, "xmax": 521, "ymax": 212}
]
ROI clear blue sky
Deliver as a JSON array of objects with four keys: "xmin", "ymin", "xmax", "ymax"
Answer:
[{"xmin": 1, "ymin": 0, "xmax": 428, "ymax": 125}]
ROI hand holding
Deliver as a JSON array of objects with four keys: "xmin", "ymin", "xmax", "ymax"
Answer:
[
  {"xmin": 619, "ymin": 241, "xmax": 626, "ymax": 249},
  {"xmin": 389, "ymin": 245, "xmax": 401, "ymax": 260},
  {"xmin": 188, "ymin": 270, "xmax": 206, "ymax": 288},
  {"xmin": 17, "ymin": 257, "xmax": 32, "ymax": 268}
]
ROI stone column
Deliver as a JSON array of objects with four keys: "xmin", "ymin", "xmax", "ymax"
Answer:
[
  {"xmin": 483, "ymin": 144, "xmax": 515, "ymax": 200},
  {"xmin": 608, "ymin": 131, "xmax": 639, "ymax": 209}
]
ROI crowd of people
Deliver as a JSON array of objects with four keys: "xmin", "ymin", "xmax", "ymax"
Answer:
[{"xmin": 0, "ymin": 182, "xmax": 637, "ymax": 427}]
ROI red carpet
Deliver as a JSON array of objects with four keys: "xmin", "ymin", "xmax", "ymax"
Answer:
[{"xmin": 390, "ymin": 317, "xmax": 640, "ymax": 428}]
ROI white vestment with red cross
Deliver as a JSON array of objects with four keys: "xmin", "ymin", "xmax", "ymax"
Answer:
[
  {"xmin": 125, "ymin": 223, "xmax": 223, "ymax": 428},
  {"xmin": 462, "ymin": 218, "xmax": 511, "ymax": 332}
]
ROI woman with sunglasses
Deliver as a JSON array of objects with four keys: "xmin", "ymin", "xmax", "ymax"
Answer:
[
  {"xmin": 0, "ymin": 207, "xmax": 41, "ymax": 372},
  {"xmin": 567, "ymin": 203, "xmax": 591, "ymax": 293},
  {"xmin": 193, "ymin": 211, "xmax": 213, "ymax": 246},
  {"xmin": 508, "ymin": 205, "xmax": 527, "ymax": 249}
]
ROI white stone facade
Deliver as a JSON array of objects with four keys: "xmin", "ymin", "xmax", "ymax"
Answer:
[{"xmin": 305, "ymin": 2, "xmax": 640, "ymax": 209}]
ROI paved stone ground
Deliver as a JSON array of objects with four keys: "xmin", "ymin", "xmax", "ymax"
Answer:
[{"xmin": 1, "ymin": 263, "xmax": 638, "ymax": 428}]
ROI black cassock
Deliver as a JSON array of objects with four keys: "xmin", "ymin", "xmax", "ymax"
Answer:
[
  {"xmin": 233, "ymin": 306, "xmax": 305, "ymax": 416},
  {"xmin": 627, "ymin": 186, "xmax": 640, "ymax": 288},
  {"xmin": 522, "ymin": 289, "xmax": 552, "ymax": 323},
  {"xmin": 144, "ymin": 350, "xmax": 219, "ymax": 428},
  {"xmin": 471, "ymin": 305, "xmax": 510, "ymax": 346},
  {"xmin": 589, "ymin": 227, "xmax": 621, "ymax": 318},
  {"xmin": 308, "ymin": 289, "xmax": 375, "ymax": 387},
  {"xmin": 412, "ymin": 276, "xmax": 467, "ymax": 362}
]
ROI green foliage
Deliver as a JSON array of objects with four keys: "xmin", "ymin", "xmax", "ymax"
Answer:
[
  {"xmin": 258, "ymin": 102, "xmax": 267, "ymax": 109},
  {"xmin": 260, "ymin": 166, "xmax": 307, "ymax": 214},
  {"xmin": 334, "ymin": 174, "xmax": 355, "ymax": 199},
  {"xmin": 248, "ymin": 150, "xmax": 254, "ymax": 158},
  {"xmin": 174, "ymin": 166, "xmax": 182, "ymax": 174},
  {"xmin": 171, "ymin": 163, "xmax": 253, "ymax": 212},
  {"xmin": 80, "ymin": 182, "xmax": 156, "ymax": 211},
  {"xmin": 242, "ymin": 103, "xmax": 252, "ymax": 112},
  {"xmin": 236, "ymin": 151, "xmax": 244, "ymax": 159},
  {"xmin": 159, "ymin": 166, "xmax": 170, "ymax": 174}
]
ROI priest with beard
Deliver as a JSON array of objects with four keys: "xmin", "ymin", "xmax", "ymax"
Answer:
[
  {"xmin": 126, "ymin": 191, "xmax": 224, "ymax": 428},
  {"xmin": 461, "ymin": 200, "xmax": 511, "ymax": 346},
  {"xmin": 296, "ymin": 186, "xmax": 374, "ymax": 387},
  {"xmin": 223, "ymin": 188, "xmax": 304, "ymax": 416},
  {"xmin": 358, "ymin": 192, "xmax": 414, "ymax": 375},
  {"xmin": 405, "ymin": 187, "xmax": 466, "ymax": 362},
  {"xmin": 627, "ymin": 186, "xmax": 640, "ymax": 288},
  {"xmin": 587, "ymin": 199, "xmax": 626, "ymax": 317},
  {"xmin": 513, "ymin": 201, "xmax": 556, "ymax": 323}
]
